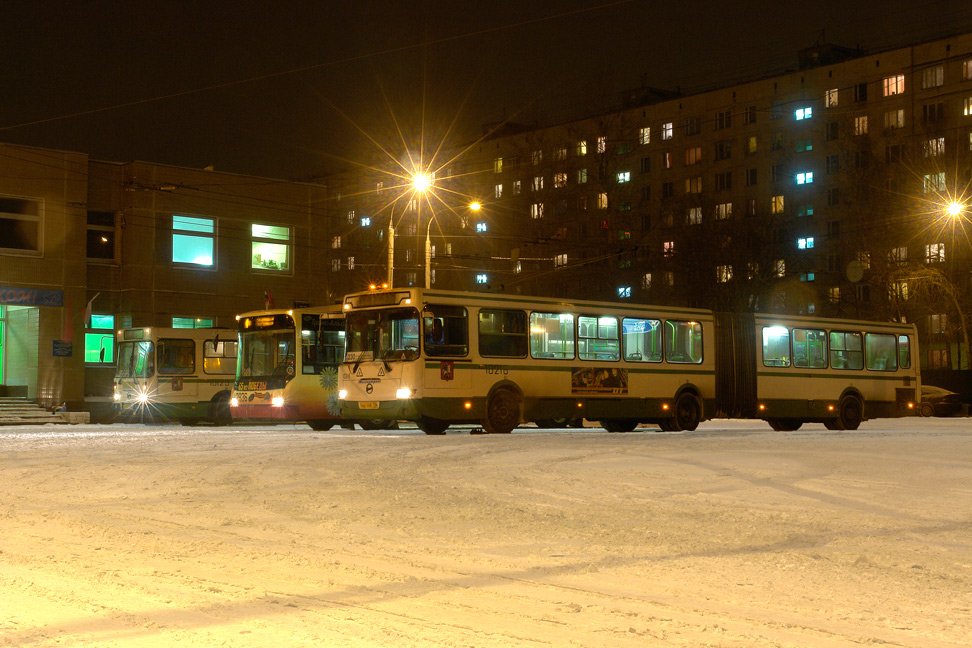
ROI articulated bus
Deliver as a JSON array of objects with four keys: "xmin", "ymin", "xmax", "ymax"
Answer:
[
  {"xmin": 337, "ymin": 287, "xmax": 919, "ymax": 434},
  {"xmin": 113, "ymin": 327, "xmax": 238, "ymax": 425},
  {"xmin": 231, "ymin": 306, "xmax": 394, "ymax": 430}
]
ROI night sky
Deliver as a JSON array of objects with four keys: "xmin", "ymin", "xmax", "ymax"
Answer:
[{"xmin": 2, "ymin": 0, "xmax": 970, "ymax": 181}]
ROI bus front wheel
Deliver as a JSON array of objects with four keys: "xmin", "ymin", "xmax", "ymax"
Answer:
[
  {"xmin": 482, "ymin": 388, "xmax": 520, "ymax": 434},
  {"xmin": 418, "ymin": 416, "xmax": 449, "ymax": 435},
  {"xmin": 832, "ymin": 396, "xmax": 863, "ymax": 430},
  {"xmin": 209, "ymin": 392, "xmax": 232, "ymax": 426}
]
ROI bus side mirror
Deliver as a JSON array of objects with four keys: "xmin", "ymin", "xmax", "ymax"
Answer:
[{"xmin": 99, "ymin": 348, "xmax": 106, "ymax": 362}]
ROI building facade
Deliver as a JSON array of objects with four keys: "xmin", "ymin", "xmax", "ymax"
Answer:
[{"xmin": 0, "ymin": 144, "xmax": 335, "ymax": 415}]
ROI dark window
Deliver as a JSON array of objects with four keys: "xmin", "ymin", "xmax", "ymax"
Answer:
[
  {"xmin": 478, "ymin": 309, "xmax": 527, "ymax": 358},
  {"xmin": 423, "ymin": 305, "xmax": 468, "ymax": 357}
]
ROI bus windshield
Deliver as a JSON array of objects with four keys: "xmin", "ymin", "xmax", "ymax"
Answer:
[
  {"xmin": 238, "ymin": 328, "xmax": 296, "ymax": 378},
  {"xmin": 346, "ymin": 308, "xmax": 420, "ymax": 361},
  {"xmin": 116, "ymin": 341, "xmax": 154, "ymax": 379}
]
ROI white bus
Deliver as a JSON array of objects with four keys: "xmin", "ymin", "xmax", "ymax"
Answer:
[
  {"xmin": 337, "ymin": 287, "xmax": 919, "ymax": 434},
  {"xmin": 231, "ymin": 306, "xmax": 394, "ymax": 430},
  {"xmin": 113, "ymin": 327, "xmax": 238, "ymax": 425}
]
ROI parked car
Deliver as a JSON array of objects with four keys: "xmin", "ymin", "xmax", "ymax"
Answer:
[{"xmin": 919, "ymin": 385, "xmax": 965, "ymax": 417}]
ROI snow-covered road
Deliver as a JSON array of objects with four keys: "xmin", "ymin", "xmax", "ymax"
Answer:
[{"xmin": 2, "ymin": 419, "xmax": 970, "ymax": 647}]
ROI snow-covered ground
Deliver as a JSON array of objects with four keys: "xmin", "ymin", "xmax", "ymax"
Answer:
[{"xmin": 2, "ymin": 418, "xmax": 970, "ymax": 647}]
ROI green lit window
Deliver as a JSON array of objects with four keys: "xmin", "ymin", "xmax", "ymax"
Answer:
[
  {"xmin": 172, "ymin": 317, "xmax": 214, "ymax": 329},
  {"xmin": 85, "ymin": 314, "xmax": 115, "ymax": 363},
  {"xmin": 251, "ymin": 223, "xmax": 291, "ymax": 272},
  {"xmin": 173, "ymin": 215, "xmax": 214, "ymax": 266}
]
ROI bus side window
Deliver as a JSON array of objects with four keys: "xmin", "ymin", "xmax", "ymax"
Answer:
[
  {"xmin": 865, "ymin": 333, "xmax": 898, "ymax": 371},
  {"xmin": 622, "ymin": 317, "xmax": 662, "ymax": 362},
  {"xmin": 578, "ymin": 315, "xmax": 619, "ymax": 361},
  {"xmin": 761, "ymin": 326, "xmax": 790, "ymax": 367},
  {"xmin": 478, "ymin": 309, "xmax": 527, "ymax": 358},
  {"xmin": 158, "ymin": 339, "xmax": 195, "ymax": 375},
  {"xmin": 898, "ymin": 335, "xmax": 911, "ymax": 369},
  {"xmin": 830, "ymin": 331, "xmax": 864, "ymax": 370},
  {"xmin": 792, "ymin": 328, "xmax": 826, "ymax": 368},
  {"xmin": 666, "ymin": 320, "xmax": 703, "ymax": 364},
  {"xmin": 423, "ymin": 305, "xmax": 468, "ymax": 357},
  {"xmin": 529, "ymin": 312, "xmax": 575, "ymax": 359}
]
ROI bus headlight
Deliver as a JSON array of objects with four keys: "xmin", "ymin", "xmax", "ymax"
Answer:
[
  {"xmin": 338, "ymin": 390, "xmax": 347, "ymax": 400},
  {"xmin": 230, "ymin": 397, "xmax": 239, "ymax": 407},
  {"xmin": 272, "ymin": 396, "xmax": 285, "ymax": 408},
  {"xmin": 136, "ymin": 391, "xmax": 150, "ymax": 404},
  {"xmin": 396, "ymin": 387, "xmax": 412, "ymax": 399},
  {"xmin": 113, "ymin": 392, "xmax": 121, "ymax": 402}
]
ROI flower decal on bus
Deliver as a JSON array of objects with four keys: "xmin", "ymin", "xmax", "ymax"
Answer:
[
  {"xmin": 319, "ymin": 366, "xmax": 339, "ymax": 392},
  {"xmin": 325, "ymin": 390, "xmax": 341, "ymax": 416}
]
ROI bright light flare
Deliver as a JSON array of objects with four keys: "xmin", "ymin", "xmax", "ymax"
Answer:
[
  {"xmin": 396, "ymin": 387, "xmax": 412, "ymax": 399},
  {"xmin": 469, "ymin": 202, "xmax": 481, "ymax": 211},
  {"xmin": 945, "ymin": 202, "xmax": 965, "ymax": 218},
  {"xmin": 272, "ymin": 396, "xmax": 285, "ymax": 408},
  {"xmin": 411, "ymin": 173, "xmax": 431, "ymax": 192}
]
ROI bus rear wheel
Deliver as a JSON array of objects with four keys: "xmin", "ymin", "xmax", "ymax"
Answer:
[
  {"xmin": 674, "ymin": 393, "xmax": 702, "ymax": 431},
  {"xmin": 833, "ymin": 395, "xmax": 863, "ymax": 430},
  {"xmin": 209, "ymin": 392, "xmax": 233, "ymax": 426},
  {"xmin": 418, "ymin": 416, "xmax": 449, "ymax": 435},
  {"xmin": 482, "ymin": 388, "xmax": 520, "ymax": 434},
  {"xmin": 767, "ymin": 418, "xmax": 803, "ymax": 431}
]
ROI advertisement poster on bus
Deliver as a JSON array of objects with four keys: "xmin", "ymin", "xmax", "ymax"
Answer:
[{"xmin": 570, "ymin": 367, "xmax": 628, "ymax": 394}]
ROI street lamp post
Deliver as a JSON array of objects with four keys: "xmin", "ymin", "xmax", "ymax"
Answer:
[{"xmin": 386, "ymin": 172, "xmax": 431, "ymax": 289}]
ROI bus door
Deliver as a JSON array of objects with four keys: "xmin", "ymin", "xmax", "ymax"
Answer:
[
  {"xmin": 422, "ymin": 306, "xmax": 471, "ymax": 390},
  {"xmin": 157, "ymin": 338, "xmax": 197, "ymax": 403}
]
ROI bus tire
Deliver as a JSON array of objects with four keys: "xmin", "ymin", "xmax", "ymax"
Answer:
[
  {"xmin": 482, "ymin": 388, "xmax": 520, "ymax": 434},
  {"xmin": 657, "ymin": 418, "xmax": 675, "ymax": 431},
  {"xmin": 767, "ymin": 418, "xmax": 803, "ymax": 431},
  {"xmin": 418, "ymin": 416, "xmax": 449, "ymax": 435},
  {"xmin": 209, "ymin": 392, "xmax": 232, "ymax": 426},
  {"xmin": 836, "ymin": 395, "xmax": 863, "ymax": 430},
  {"xmin": 674, "ymin": 393, "xmax": 702, "ymax": 431},
  {"xmin": 308, "ymin": 420, "xmax": 335, "ymax": 431}
]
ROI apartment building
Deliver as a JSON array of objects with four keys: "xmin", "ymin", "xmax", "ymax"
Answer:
[{"xmin": 334, "ymin": 32, "xmax": 972, "ymax": 370}]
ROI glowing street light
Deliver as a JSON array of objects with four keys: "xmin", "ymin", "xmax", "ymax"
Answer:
[
  {"xmin": 387, "ymin": 170, "xmax": 434, "ymax": 289},
  {"xmin": 945, "ymin": 201, "xmax": 966, "ymax": 218}
]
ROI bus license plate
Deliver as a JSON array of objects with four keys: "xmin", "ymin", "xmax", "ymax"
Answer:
[{"xmin": 358, "ymin": 402, "xmax": 379, "ymax": 410}]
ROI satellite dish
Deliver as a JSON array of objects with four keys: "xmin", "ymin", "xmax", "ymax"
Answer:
[{"xmin": 846, "ymin": 260, "xmax": 864, "ymax": 283}]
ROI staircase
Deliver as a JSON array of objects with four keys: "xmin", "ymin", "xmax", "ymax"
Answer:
[{"xmin": 0, "ymin": 397, "xmax": 68, "ymax": 426}]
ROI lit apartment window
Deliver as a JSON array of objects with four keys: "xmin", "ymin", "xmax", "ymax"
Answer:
[
  {"xmin": 923, "ymin": 137, "xmax": 945, "ymax": 157},
  {"xmin": 795, "ymin": 139, "xmax": 812, "ymax": 152},
  {"xmin": 331, "ymin": 235, "xmax": 341, "ymax": 249},
  {"xmin": 617, "ymin": 286, "xmax": 632, "ymax": 299},
  {"xmin": 641, "ymin": 273, "xmax": 652, "ymax": 289},
  {"xmin": 921, "ymin": 65, "xmax": 944, "ymax": 89},
  {"xmin": 858, "ymin": 250, "xmax": 871, "ymax": 269},
  {"xmin": 825, "ymin": 88, "xmax": 838, "ymax": 107},
  {"xmin": 773, "ymin": 259, "xmax": 786, "ymax": 278},
  {"xmin": 347, "ymin": 209, "xmax": 355, "ymax": 223},
  {"xmin": 883, "ymin": 74, "xmax": 905, "ymax": 96},
  {"xmin": 83, "ymin": 314, "xmax": 115, "ymax": 364},
  {"xmin": 661, "ymin": 123, "xmax": 673, "ymax": 140},
  {"xmin": 715, "ymin": 202, "xmax": 732, "ymax": 220},
  {"xmin": 771, "ymin": 195, "xmax": 785, "ymax": 214},
  {"xmin": 512, "ymin": 180, "xmax": 522, "ymax": 195},
  {"xmin": 554, "ymin": 253, "xmax": 567, "ymax": 267},
  {"xmin": 923, "ymin": 172, "xmax": 945, "ymax": 193},
  {"xmin": 597, "ymin": 136, "xmax": 607, "ymax": 153},
  {"xmin": 828, "ymin": 287, "xmax": 840, "ymax": 303},
  {"xmin": 687, "ymin": 207, "xmax": 702, "ymax": 225},
  {"xmin": 475, "ymin": 222, "xmax": 487, "ymax": 233},
  {"xmin": 893, "ymin": 281, "xmax": 909, "ymax": 301},
  {"xmin": 577, "ymin": 169, "xmax": 587, "ymax": 184},
  {"xmin": 555, "ymin": 146, "xmax": 567, "ymax": 161},
  {"xmin": 639, "ymin": 127, "xmax": 650, "ymax": 145},
  {"xmin": 716, "ymin": 265, "xmax": 732, "ymax": 283},
  {"xmin": 171, "ymin": 317, "xmax": 214, "ymax": 329},
  {"xmin": 797, "ymin": 204, "xmax": 814, "ymax": 217},
  {"xmin": 685, "ymin": 177, "xmax": 702, "ymax": 194},
  {"xmin": 929, "ymin": 313, "xmax": 947, "ymax": 335},
  {"xmin": 854, "ymin": 115, "xmax": 868, "ymax": 135},
  {"xmin": 576, "ymin": 140, "xmax": 587, "ymax": 156},
  {"xmin": 173, "ymin": 215, "xmax": 214, "ymax": 266},
  {"xmin": 347, "ymin": 256, "xmax": 355, "ymax": 270},
  {"xmin": 331, "ymin": 259, "xmax": 340, "ymax": 271},
  {"xmin": 965, "ymin": 59, "xmax": 972, "ymax": 80},
  {"xmin": 617, "ymin": 171, "xmax": 630, "ymax": 183},
  {"xmin": 476, "ymin": 273, "xmax": 488, "ymax": 284},
  {"xmin": 884, "ymin": 109, "xmax": 905, "ymax": 130},
  {"xmin": 360, "ymin": 217, "xmax": 371, "ymax": 227},
  {"xmin": 663, "ymin": 240, "xmax": 675, "ymax": 256},
  {"xmin": 532, "ymin": 150, "xmax": 542, "ymax": 165},
  {"xmin": 493, "ymin": 157, "xmax": 503, "ymax": 173},
  {"xmin": 798, "ymin": 236, "xmax": 814, "ymax": 250},
  {"xmin": 747, "ymin": 136, "xmax": 757, "ymax": 155},
  {"xmin": 795, "ymin": 107, "xmax": 812, "ymax": 120},
  {"xmin": 964, "ymin": 97, "xmax": 972, "ymax": 117},
  {"xmin": 376, "ymin": 182, "xmax": 384, "ymax": 195},
  {"xmin": 532, "ymin": 176, "xmax": 544, "ymax": 191},
  {"xmin": 890, "ymin": 246, "xmax": 907, "ymax": 263},
  {"xmin": 796, "ymin": 172, "xmax": 813, "ymax": 185},
  {"xmin": 597, "ymin": 193, "xmax": 608, "ymax": 209},
  {"xmin": 926, "ymin": 242, "xmax": 945, "ymax": 263},
  {"xmin": 685, "ymin": 146, "xmax": 702, "ymax": 165},
  {"xmin": 554, "ymin": 172, "xmax": 567, "ymax": 188},
  {"xmin": 662, "ymin": 152, "xmax": 673, "ymax": 169},
  {"xmin": 531, "ymin": 203, "xmax": 544, "ymax": 219}
]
